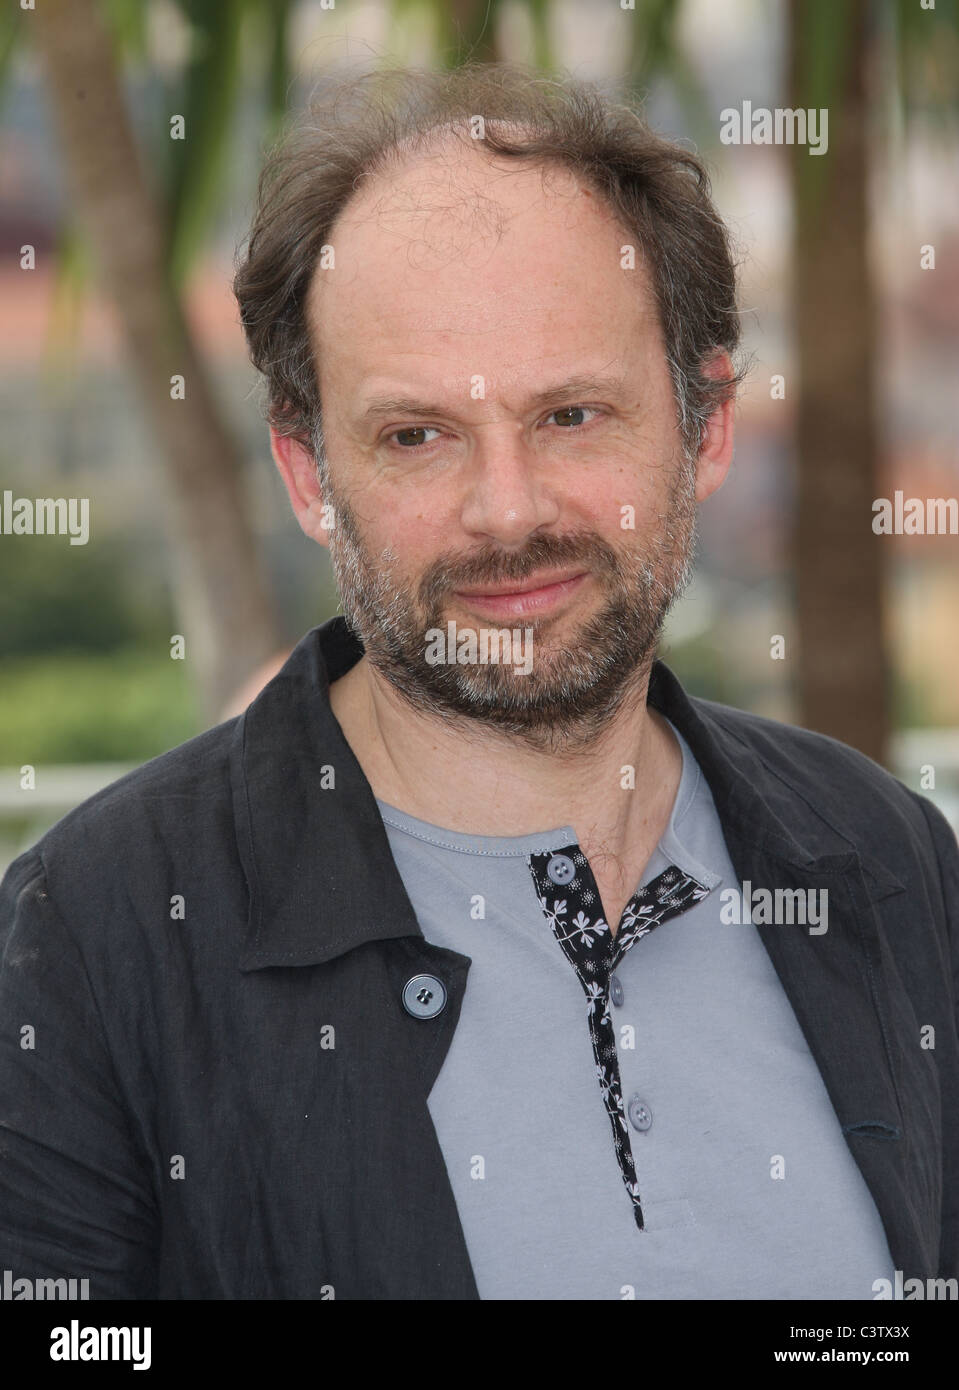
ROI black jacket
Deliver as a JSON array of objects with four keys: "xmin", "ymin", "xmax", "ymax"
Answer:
[{"xmin": 0, "ymin": 617, "xmax": 956, "ymax": 1299}]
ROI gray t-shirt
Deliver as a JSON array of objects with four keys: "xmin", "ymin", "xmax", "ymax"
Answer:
[{"xmin": 376, "ymin": 721, "xmax": 895, "ymax": 1299}]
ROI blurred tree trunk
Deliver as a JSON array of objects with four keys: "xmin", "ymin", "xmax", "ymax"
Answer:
[
  {"xmin": 789, "ymin": 0, "xmax": 889, "ymax": 762},
  {"xmin": 34, "ymin": 0, "xmax": 282, "ymax": 721}
]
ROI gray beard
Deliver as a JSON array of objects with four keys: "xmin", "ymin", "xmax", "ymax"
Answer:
[{"xmin": 318, "ymin": 445, "xmax": 699, "ymax": 754}]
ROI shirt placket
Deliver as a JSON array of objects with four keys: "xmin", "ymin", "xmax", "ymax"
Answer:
[{"xmin": 528, "ymin": 848, "xmax": 712, "ymax": 1231}]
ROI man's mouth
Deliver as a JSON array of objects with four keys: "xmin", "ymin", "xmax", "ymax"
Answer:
[{"xmin": 452, "ymin": 569, "xmax": 588, "ymax": 618}]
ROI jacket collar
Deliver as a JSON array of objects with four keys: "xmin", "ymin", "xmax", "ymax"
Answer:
[
  {"xmin": 231, "ymin": 617, "xmax": 423, "ymax": 970},
  {"xmin": 231, "ymin": 617, "xmax": 903, "ymax": 970},
  {"xmin": 645, "ymin": 661, "xmax": 904, "ymax": 899}
]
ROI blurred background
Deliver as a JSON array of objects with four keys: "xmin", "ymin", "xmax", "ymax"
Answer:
[{"xmin": 1, "ymin": 0, "xmax": 957, "ymax": 869}]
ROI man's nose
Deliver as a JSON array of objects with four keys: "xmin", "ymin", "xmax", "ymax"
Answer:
[{"xmin": 457, "ymin": 431, "xmax": 561, "ymax": 545}]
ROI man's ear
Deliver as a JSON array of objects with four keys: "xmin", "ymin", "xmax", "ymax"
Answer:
[
  {"xmin": 694, "ymin": 350, "xmax": 736, "ymax": 503},
  {"xmin": 269, "ymin": 426, "xmax": 332, "ymax": 549}
]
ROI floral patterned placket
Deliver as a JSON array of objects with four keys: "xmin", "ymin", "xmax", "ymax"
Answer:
[{"xmin": 528, "ymin": 847, "xmax": 713, "ymax": 1231}]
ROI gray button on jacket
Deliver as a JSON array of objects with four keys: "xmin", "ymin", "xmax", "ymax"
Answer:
[{"xmin": 0, "ymin": 616, "xmax": 956, "ymax": 1298}]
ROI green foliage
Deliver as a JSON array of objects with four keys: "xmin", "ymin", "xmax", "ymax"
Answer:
[
  {"xmin": 261, "ymin": 0, "xmax": 296, "ymax": 140},
  {"xmin": 791, "ymin": 0, "xmax": 857, "ymax": 219},
  {"xmin": 2, "ymin": 0, "xmax": 292, "ymax": 297},
  {"xmin": 98, "ymin": 0, "xmax": 150, "ymax": 61},
  {"xmin": 0, "ymin": 2, "xmax": 23, "ymax": 119},
  {"xmin": 0, "ymin": 647, "xmax": 199, "ymax": 763},
  {"xmin": 891, "ymin": 661, "xmax": 936, "ymax": 731},
  {"xmin": 0, "ymin": 535, "xmax": 167, "ymax": 659},
  {"xmin": 164, "ymin": 0, "xmax": 247, "ymax": 288},
  {"xmin": 432, "ymin": 0, "xmax": 499, "ymax": 66},
  {"xmin": 624, "ymin": 0, "xmax": 711, "ymax": 142},
  {"xmin": 792, "ymin": 0, "xmax": 959, "ymax": 224},
  {"xmin": 661, "ymin": 632, "xmax": 738, "ymax": 707},
  {"xmin": 891, "ymin": 0, "xmax": 959, "ymax": 128}
]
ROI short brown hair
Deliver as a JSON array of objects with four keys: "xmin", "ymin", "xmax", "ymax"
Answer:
[{"xmin": 233, "ymin": 61, "xmax": 747, "ymax": 461}]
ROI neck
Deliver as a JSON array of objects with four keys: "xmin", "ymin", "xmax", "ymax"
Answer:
[{"xmin": 329, "ymin": 653, "xmax": 681, "ymax": 875}]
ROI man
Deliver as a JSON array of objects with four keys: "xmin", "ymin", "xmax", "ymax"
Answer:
[{"xmin": 1, "ymin": 63, "xmax": 956, "ymax": 1301}]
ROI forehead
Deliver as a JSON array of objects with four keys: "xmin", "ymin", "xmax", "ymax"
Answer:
[{"xmin": 306, "ymin": 135, "xmax": 662, "ymax": 386}]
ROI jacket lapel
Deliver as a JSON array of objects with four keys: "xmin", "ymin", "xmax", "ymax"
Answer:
[
  {"xmin": 647, "ymin": 662, "xmax": 939, "ymax": 1275},
  {"xmin": 720, "ymin": 844, "xmax": 927, "ymax": 1271}
]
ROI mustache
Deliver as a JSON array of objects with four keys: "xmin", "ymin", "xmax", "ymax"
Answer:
[{"xmin": 417, "ymin": 532, "xmax": 621, "ymax": 609}]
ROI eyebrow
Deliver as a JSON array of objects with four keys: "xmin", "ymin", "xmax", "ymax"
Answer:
[{"xmin": 357, "ymin": 372, "xmax": 628, "ymax": 422}]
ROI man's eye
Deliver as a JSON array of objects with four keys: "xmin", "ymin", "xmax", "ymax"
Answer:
[
  {"xmin": 390, "ymin": 426, "xmax": 442, "ymax": 449},
  {"xmin": 547, "ymin": 406, "xmax": 600, "ymax": 428},
  {"xmin": 387, "ymin": 408, "xmax": 600, "ymax": 449}
]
